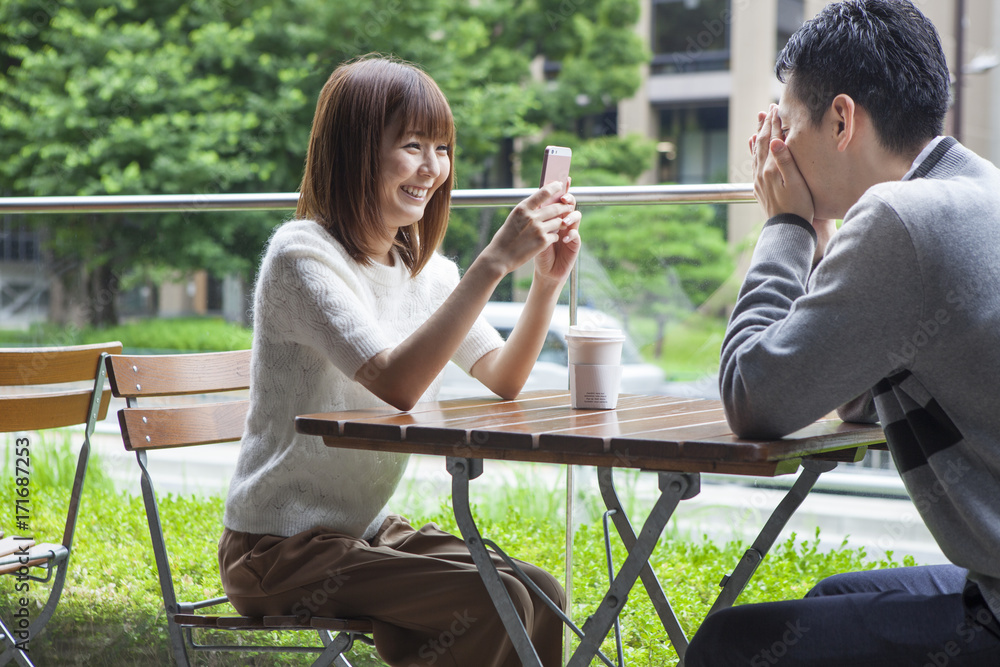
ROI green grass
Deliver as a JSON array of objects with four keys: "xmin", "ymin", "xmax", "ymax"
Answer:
[
  {"xmin": 0, "ymin": 434, "xmax": 915, "ymax": 666},
  {"xmin": 632, "ymin": 312, "xmax": 727, "ymax": 381},
  {"xmin": 0, "ymin": 317, "xmax": 252, "ymax": 352}
]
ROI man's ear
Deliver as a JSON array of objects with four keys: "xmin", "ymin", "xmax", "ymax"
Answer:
[{"xmin": 831, "ymin": 94, "xmax": 856, "ymax": 152}]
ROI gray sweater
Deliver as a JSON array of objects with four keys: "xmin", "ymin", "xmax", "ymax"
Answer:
[{"xmin": 720, "ymin": 138, "xmax": 1000, "ymax": 618}]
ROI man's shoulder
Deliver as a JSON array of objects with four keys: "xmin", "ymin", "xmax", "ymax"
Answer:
[
  {"xmin": 868, "ymin": 143, "xmax": 999, "ymax": 207},
  {"xmin": 861, "ymin": 162, "xmax": 999, "ymax": 224}
]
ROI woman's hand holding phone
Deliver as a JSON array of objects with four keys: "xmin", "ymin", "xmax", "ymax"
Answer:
[
  {"xmin": 534, "ymin": 146, "xmax": 580, "ymax": 286},
  {"xmin": 479, "ymin": 145, "xmax": 580, "ymax": 282},
  {"xmin": 533, "ymin": 182, "xmax": 581, "ymax": 288}
]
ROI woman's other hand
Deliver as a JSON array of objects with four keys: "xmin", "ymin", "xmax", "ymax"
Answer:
[
  {"xmin": 533, "ymin": 182, "xmax": 581, "ymax": 289},
  {"xmin": 481, "ymin": 181, "xmax": 581, "ymax": 277}
]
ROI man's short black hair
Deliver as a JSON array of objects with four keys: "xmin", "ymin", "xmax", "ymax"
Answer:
[{"xmin": 776, "ymin": 0, "xmax": 950, "ymax": 155}]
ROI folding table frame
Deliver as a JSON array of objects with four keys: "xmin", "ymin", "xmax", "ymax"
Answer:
[
  {"xmin": 446, "ymin": 455, "xmax": 837, "ymax": 666},
  {"xmin": 296, "ymin": 390, "xmax": 884, "ymax": 667}
]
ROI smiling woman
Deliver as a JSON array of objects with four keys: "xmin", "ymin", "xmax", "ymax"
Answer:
[
  {"xmin": 295, "ymin": 57, "xmax": 456, "ymax": 274},
  {"xmin": 218, "ymin": 54, "xmax": 585, "ymax": 667},
  {"xmin": 375, "ymin": 118, "xmax": 452, "ymax": 263}
]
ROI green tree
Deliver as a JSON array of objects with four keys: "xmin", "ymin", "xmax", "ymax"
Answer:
[
  {"xmin": 1, "ymin": 0, "xmax": 648, "ymax": 326},
  {"xmin": 1, "ymin": 0, "xmax": 317, "ymax": 324},
  {"xmin": 580, "ymin": 202, "xmax": 733, "ymax": 358}
]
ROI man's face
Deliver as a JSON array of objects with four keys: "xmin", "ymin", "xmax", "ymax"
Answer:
[{"xmin": 777, "ymin": 87, "xmax": 846, "ymax": 220}]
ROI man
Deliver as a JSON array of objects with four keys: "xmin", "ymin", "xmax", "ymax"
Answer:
[{"xmin": 685, "ymin": 1, "xmax": 1000, "ymax": 665}]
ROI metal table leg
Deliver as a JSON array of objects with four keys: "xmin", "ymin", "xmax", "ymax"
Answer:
[
  {"xmin": 599, "ymin": 460, "xmax": 838, "ymax": 667},
  {"xmin": 447, "ymin": 457, "xmax": 543, "ymax": 667},
  {"xmin": 706, "ymin": 459, "xmax": 837, "ymax": 618},
  {"xmin": 597, "ymin": 467, "xmax": 699, "ymax": 662},
  {"xmin": 567, "ymin": 471, "xmax": 698, "ymax": 667}
]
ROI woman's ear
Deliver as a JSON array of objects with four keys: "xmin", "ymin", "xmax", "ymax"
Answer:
[{"xmin": 831, "ymin": 94, "xmax": 857, "ymax": 152}]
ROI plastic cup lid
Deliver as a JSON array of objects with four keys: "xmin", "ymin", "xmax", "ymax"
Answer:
[{"xmin": 565, "ymin": 325, "xmax": 625, "ymax": 342}]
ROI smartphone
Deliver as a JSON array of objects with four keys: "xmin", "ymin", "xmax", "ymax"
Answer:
[{"xmin": 539, "ymin": 145, "xmax": 572, "ymax": 204}]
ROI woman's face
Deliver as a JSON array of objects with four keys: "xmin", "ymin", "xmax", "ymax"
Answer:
[{"xmin": 378, "ymin": 116, "xmax": 451, "ymax": 235}]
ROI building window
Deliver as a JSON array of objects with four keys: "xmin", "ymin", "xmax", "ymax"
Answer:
[
  {"xmin": 657, "ymin": 104, "xmax": 729, "ymax": 184},
  {"xmin": 577, "ymin": 109, "xmax": 619, "ymax": 138},
  {"xmin": 207, "ymin": 273, "xmax": 225, "ymax": 313},
  {"xmin": 651, "ymin": 0, "xmax": 731, "ymax": 74},
  {"xmin": 0, "ymin": 220, "xmax": 42, "ymax": 263}
]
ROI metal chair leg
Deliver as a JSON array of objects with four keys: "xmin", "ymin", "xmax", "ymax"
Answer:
[
  {"xmin": 313, "ymin": 630, "xmax": 354, "ymax": 666},
  {"xmin": 0, "ymin": 616, "xmax": 35, "ymax": 667}
]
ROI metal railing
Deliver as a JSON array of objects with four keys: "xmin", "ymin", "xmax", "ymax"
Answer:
[{"xmin": 0, "ymin": 184, "xmax": 754, "ymax": 214}]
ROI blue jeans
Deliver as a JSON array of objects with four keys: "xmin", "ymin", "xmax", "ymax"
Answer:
[{"xmin": 684, "ymin": 565, "xmax": 1000, "ymax": 667}]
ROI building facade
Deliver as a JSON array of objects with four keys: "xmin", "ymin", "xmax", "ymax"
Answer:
[{"xmin": 619, "ymin": 0, "xmax": 1000, "ymax": 244}]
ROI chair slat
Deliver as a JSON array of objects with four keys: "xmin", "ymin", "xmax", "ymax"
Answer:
[
  {"xmin": 118, "ymin": 400, "xmax": 249, "ymax": 450},
  {"xmin": 0, "ymin": 342, "xmax": 122, "ymax": 386},
  {"xmin": 216, "ymin": 616, "xmax": 266, "ymax": 629},
  {"xmin": 262, "ymin": 615, "xmax": 373, "ymax": 632},
  {"xmin": 0, "ymin": 535, "xmax": 34, "ymax": 559},
  {"xmin": 0, "ymin": 542, "xmax": 66, "ymax": 575},
  {"xmin": 171, "ymin": 613, "xmax": 372, "ymax": 633},
  {"xmin": 310, "ymin": 617, "xmax": 374, "ymax": 633},
  {"xmin": 105, "ymin": 350, "xmax": 251, "ymax": 398},
  {"xmin": 172, "ymin": 614, "xmax": 223, "ymax": 628},
  {"xmin": 0, "ymin": 389, "xmax": 112, "ymax": 432},
  {"xmin": 105, "ymin": 350, "xmax": 373, "ymax": 660}
]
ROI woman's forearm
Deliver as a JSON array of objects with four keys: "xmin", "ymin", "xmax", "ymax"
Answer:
[
  {"xmin": 470, "ymin": 268, "xmax": 564, "ymax": 399},
  {"xmin": 354, "ymin": 252, "xmax": 507, "ymax": 410}
]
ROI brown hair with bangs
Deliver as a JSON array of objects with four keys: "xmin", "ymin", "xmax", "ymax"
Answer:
[{"xmin": 296, "ymin": 55, "xmax": 455, "ymax": 275}]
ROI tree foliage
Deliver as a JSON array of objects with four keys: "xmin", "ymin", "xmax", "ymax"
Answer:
[
  {"xmin": 1, "ymin": 0, "xmax": 653, "ymax": 325},
  {"xmin": 580, "ymin": 202, "xmax": 733, "ymax": 357}
]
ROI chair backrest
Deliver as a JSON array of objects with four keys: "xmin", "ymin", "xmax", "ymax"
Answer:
[
  {"xmin": 104, "ymin": 349, "xmax": 371, "ymax": 666},
  {"xmin": 104, "ymin": 349, "xmax": 251, "ymax": 450},
  {"xmin": 0, "ymin": 341, "xmax": 123, "ymax": 554},
  {"xmin": 0, "ymin": 341, "xmax": 123, "ymax": 433}
]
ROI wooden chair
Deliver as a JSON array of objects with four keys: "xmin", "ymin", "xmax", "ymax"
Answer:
[
  {"xmin": 0, "ymin": 341, "xmax": 123, "ymax": 667},
  {"xmin": 103, "ymin": 350, "xmax": 373, "ymax": 667}
]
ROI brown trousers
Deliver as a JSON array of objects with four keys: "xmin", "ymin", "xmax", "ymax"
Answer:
[{"xmin": 218, "ymin": 516, "xmax": 564, "ymax": 667}]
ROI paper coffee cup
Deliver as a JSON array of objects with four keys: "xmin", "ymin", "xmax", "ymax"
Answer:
[
  {"xmin": 569, "ymin": 364, "xmax": 623, "ymax": 409},
  {"xmin": 565, "ymin": 326, "xmax": 625, "ymax": 409}
]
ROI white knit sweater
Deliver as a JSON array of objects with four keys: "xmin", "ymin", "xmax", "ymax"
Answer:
[{"xmin": 223, "ymin": 219, "xmax": 504, "ymax": 539}]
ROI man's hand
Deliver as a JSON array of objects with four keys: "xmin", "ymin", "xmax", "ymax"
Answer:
[{"xmin": 751, "ymin": 105, "xmax": 815, "ymax": 222}]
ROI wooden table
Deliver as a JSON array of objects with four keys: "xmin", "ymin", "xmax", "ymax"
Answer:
[{"xmin": 296, "ymin": 390, "xmax": 886, "ymax": 667}]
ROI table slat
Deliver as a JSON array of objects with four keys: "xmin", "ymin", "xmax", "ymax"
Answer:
[{"xmin": 301, "ymin": 391, "xmax": 886, "ymax": 477}]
